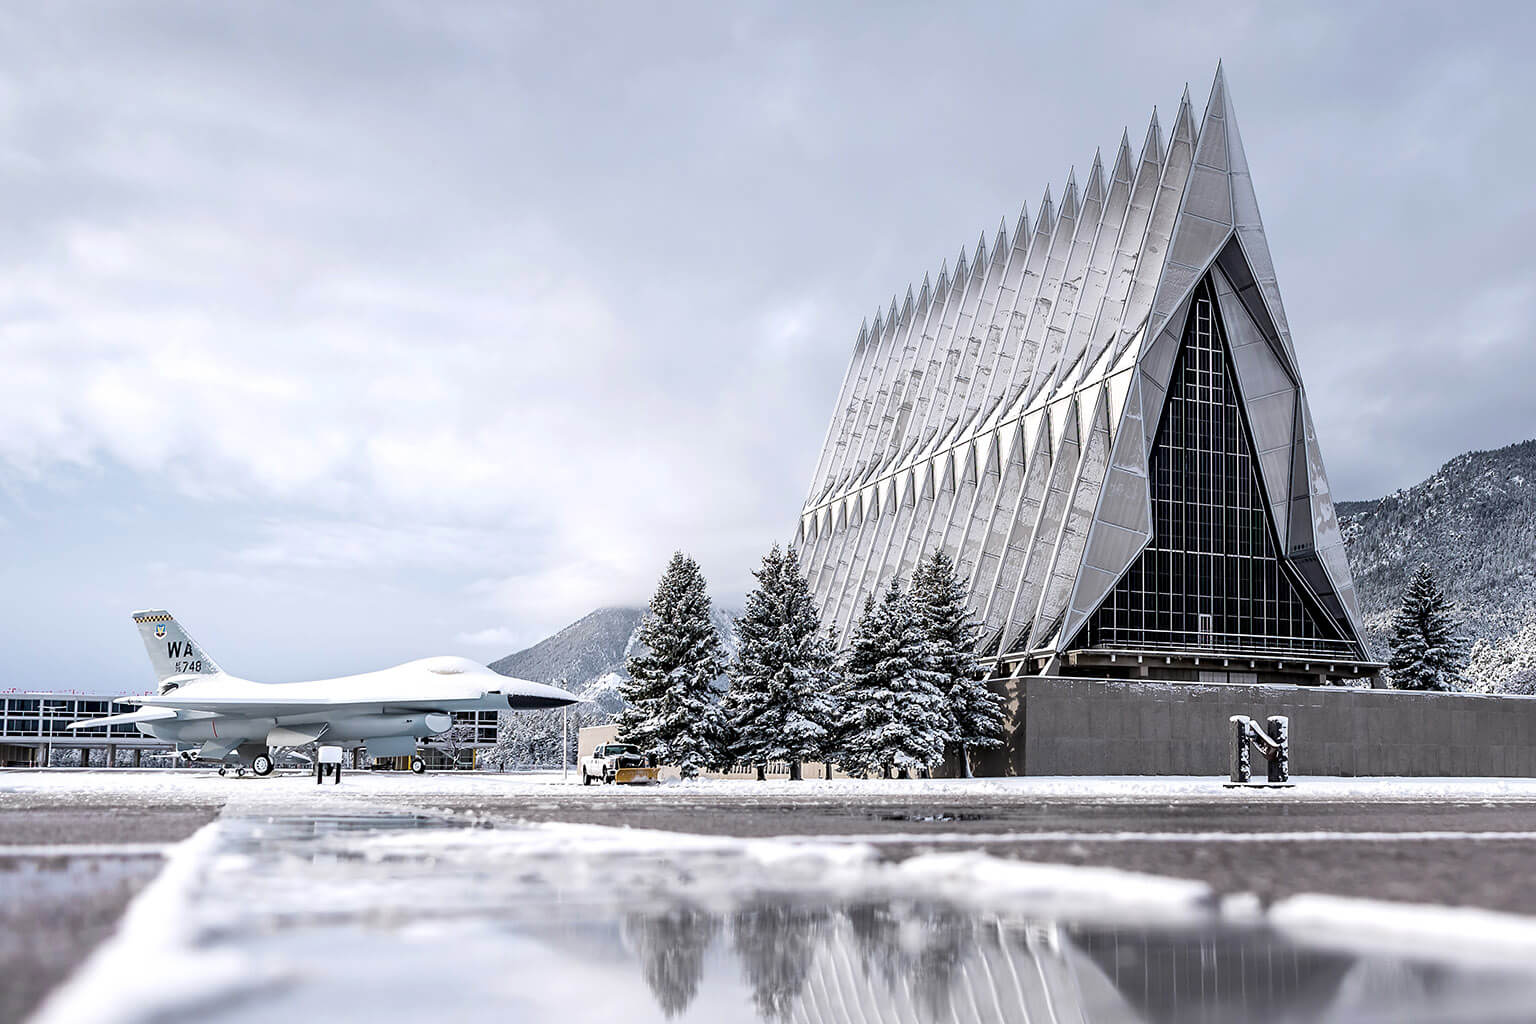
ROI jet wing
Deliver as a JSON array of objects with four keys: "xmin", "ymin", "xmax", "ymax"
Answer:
[
  {"xmin": 116, "ymin": 678, "xmax": 576, "ymax": 716},
  {"xmin": 114, "ymin": 694, "xmax": 512, "ymax": 717},
  {"xmin": 67, "ymin": 706, "xmax": 179, "ymax": 731}
]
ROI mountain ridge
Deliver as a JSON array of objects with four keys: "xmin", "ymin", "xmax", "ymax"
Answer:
[
  {"xmin": 1339, "ymin": 438, "xmax": 1536, "ymax": 663},
  {"xmin": 490, "ymin": 604, "xmax": 738, "ymax": 700}
]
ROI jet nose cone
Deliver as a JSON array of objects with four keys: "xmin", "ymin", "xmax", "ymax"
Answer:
[{"xmin": 504, "ymin": 677, "xmax": 582, "ymax": 710}]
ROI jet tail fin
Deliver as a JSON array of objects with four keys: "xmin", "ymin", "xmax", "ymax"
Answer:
[{"xmin": 131, "ymin": 610, "xmax": 222, "ymax": 690}]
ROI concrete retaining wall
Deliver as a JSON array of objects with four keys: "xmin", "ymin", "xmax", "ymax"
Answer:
[{"xmin": 971, "ymin": 676, "xmax": 1536, "ymax": 777}]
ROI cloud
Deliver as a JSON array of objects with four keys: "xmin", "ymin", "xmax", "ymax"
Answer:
[{"xmin": 453, "ymin": 626, "xmax": 522, "ymax": 649}]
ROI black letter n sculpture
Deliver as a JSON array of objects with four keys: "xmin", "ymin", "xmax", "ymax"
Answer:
[{"xmin": 1229, "ymin": 715, "xmax": 1290, "ymax": 784}]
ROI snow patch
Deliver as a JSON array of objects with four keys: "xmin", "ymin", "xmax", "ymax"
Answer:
[{"xmin": 1270, "ymin": 892, "xmax": 1536, "ymax": 964}]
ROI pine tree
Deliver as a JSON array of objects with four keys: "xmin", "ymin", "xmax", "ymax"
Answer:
[
  {"xmin": 836, "ymin": 584, "xmax": 949, "ymax": 778},
  {"xmin": 1388, "ymin": 563, "xmax": 1468, "ymax": 691},
  {"xmin": 912, "ymin": 550, "xmax": 1005, "ymax": 776},
  {"xmin": 617, "ymin": 552, "xmax": 729, "ymax": 777},
  {"xmin": 724, "ymin": 545, "xmax": 838, "ymax": 781}
]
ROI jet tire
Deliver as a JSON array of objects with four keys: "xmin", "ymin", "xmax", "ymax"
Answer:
[
  {"xmin": 218, "ymin": 766, "xmax": 227, "ymax": 777},
  {"xmin": 252, "ymin": 754, "xmax": 274, "ymax": 777},
  {"xmin": 409, "ymin": 755, "xmax": 426, "ymax": 775},
  {"xmin": 236, "ymin": 767, "xmax": 246, "ymax": 778}
]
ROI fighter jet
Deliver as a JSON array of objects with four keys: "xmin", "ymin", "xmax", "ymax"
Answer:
[{"xmin": 68, "ymin": 609, "xmax": 578, "ymax": 776}]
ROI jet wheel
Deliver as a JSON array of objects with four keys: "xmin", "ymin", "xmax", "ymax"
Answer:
[
  {"xmin": 218, "ymin": 766, "xmax": 227, "ymax": 777},
  {"xmin": 236, "ymin": 767, "xmax": 246, "ymax": 778},
  {"xmin": 252, "ymin": 754, "xmax": 274, "ymax": 777},
  {"xmin": 409, "ymin": 756, "xmax": 426, "ymax": 775}
]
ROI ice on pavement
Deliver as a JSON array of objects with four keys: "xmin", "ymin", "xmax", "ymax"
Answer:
[{"xmin": 19, "ymin": 775, "xmax": 1536, "ymax": 1024}]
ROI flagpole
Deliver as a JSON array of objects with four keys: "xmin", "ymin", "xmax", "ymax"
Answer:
[{"xmin": 562, "ymin": 705, "xmax": 568, "ymax": 783}]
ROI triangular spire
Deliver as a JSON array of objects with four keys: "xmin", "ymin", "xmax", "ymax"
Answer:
[
  {"xmin": 1114, "ymin": 84, "xmax": 1199, "ymax": 365},
  {"xmin": 1191, "ymin": 64, "xmax": 1230, "ymax": 185},
  {"xmin": 1145, "ymin": 65, "xmax": 1242, "ymax": 363},
  {"xmin": 917, "ymin": 273, "xmax": 931, "ymax": 312},
  {"xmin": 1111, "ymin": 130, "xmax": 1134, "ymax": 184},
  {"xmin": 1174, "ymin": 86, "xmax": 1195, "ymax": 144},
  {"xmin": 1143, "ymin": 107, "xmax": 1164, "ymax": 170},
  {"xmin": 1202, "ymin": 62, "xmax": 1227, "ymax": 126},
  {"xmin": 1083, "ymin": 149, "xmax": 1106, "ymax": 205},
  {"xmin": 1036, "ymin": 186, "xmax": 1056, "ymax": 238},
  {"xmin": 1221, "ymin": 63, "xmax": 1299, "ymax": 368},
  {"xmin": 974, "ymin": 231, "xmax": 988, "ymax": 274},
  {"xmin": 1059, "ymin": 168, "xmax": 1079, "ymax": 222},
  {"xmin": 1013, "ymin": 203, "xmax": 1030, "ymax": 251},
  {"xmin": 993, "ymin": 217, "xmax": 1009, "ymax": 265}
]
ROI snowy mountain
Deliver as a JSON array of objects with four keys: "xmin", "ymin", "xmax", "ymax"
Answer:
[
  {"xmin": 1339, "ymin": 438, "xmax": 1536, "ymax": 668},
  {"xmin": 490, "ymin": 605, "xmax": 738, "ymax": 707},
  {"xmin": 489, "ymin": 607, "xmax": 644, "ymax": 696}
]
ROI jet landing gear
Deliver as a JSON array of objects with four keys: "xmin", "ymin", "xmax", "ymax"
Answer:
[
  {"xmin": 218, "ymin": 765, "xmax": 246, "ymax": 778},
  {"xmin": 252, "ymin": 753, "xmax": 274, "ymax": 777},
  {"xmin": 409, "ymin": 755, "xmax": 426, "ymax": 775}
]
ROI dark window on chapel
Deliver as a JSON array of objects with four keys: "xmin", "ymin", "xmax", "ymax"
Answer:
[{"xmin": 1073, "ymin": 278, "xmax": 1349, "ymax": 658}]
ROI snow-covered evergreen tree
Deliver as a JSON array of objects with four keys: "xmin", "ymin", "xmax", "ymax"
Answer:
[
  {"xmin": 1388, "ymin": 563, "xmax": 1468, "ymax": 691},
  {"xmin": 911, "ymin": 550, "xmax": 1005, "ymax": 776},
  {"xmin": 724, "ymin": 545, "xmax": 838, "ymax": 781},
  {"xmin": 617, "ymin": 552, "xmax": 729, "ymax": 777},
  {"xmin": 835, "ymin": 584, "xmax": 949, "ymax": 778}
]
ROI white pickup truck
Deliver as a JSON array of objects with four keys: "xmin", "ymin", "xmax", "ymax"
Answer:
[{"xmin": 581, "ymin": 742, "xmax": 659, "ymax": 785}]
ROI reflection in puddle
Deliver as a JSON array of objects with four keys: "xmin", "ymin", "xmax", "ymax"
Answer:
[
  {"xmin": 617, "ymin": 902, "xmax": 1519, "ymax": 1024},
  {"xmin": 43, "ymin": 815, "xmax": 1536, "ymax": 1024}
]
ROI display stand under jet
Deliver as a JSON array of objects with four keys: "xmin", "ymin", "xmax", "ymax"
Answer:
[{"xmin": 68, "ymin": 609, "xmax": 579, "ymax": 775}]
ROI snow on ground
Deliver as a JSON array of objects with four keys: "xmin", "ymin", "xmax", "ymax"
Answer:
[{"xmin": 11, "ymin": 767, "xmax": 1536, "ymax": 804}]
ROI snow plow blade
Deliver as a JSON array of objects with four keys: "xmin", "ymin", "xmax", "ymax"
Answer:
[{"xmin": 612, "ymin": 767, "xmax": 659, "ymax": 784}]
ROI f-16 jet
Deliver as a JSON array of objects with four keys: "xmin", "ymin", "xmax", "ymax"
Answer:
[{"xmin": 68, "ymin": 610, "xmax": 578, "ymax": 776}]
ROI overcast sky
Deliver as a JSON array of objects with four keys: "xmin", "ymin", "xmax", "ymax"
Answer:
[{"xmin": 3, "ymin": 1, "xmax": 1534, "ymax": 691}]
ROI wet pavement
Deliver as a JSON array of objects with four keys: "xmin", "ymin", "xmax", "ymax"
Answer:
[
  {"xmin": 0, "ymin": 848, "xmax": 166, "ymax": 1024},
  {"xmin": 25, "ymin": 812, "xmax": 1536, "ymax": 1024},
  {"xmin": 0, "ymin": 791, "xmax": 221, "ymax": 1024},
  {"xmin": 9, "ymin": 772, "xmax": 1536, "ymax": 1023},
  {"xmin": 430, "ymin": 790, "xmax": 1536, "ymax": 915}
]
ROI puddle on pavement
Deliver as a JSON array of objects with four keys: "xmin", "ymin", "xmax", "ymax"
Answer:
[
  {"xmin": 876, "ymin": 811, "xmax": 996, "ymax": 823},
  {"xmin": 63, "ymin": 814, "xmax": 1536, "ymax": 1024}
]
